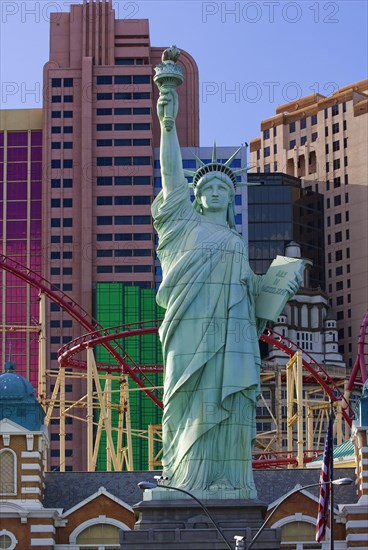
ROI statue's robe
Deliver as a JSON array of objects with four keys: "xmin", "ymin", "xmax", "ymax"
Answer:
[{"xmin": 152, "ymin": 182, "xmax": 265, "ymax": 498}]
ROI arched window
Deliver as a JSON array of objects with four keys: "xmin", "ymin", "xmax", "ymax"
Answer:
[
  {"xmin": 70, "ymin": 516, "xmax": 130, "ymax": 549},
  {"xmin": 0, "ymin": 450, "xmax": 16, "ymax": 495},
  {"xmin": 76, "ymin": 523, "xmax": 119, "ymax": 545}
]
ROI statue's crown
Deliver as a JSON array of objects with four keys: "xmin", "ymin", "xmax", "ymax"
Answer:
[{"xmin": 184, "ymin": 144, "xmax": 249, "ymax": 189}]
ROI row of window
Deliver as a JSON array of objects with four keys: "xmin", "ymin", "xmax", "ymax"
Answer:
[
  {"xmin": 326, "ymin": 138, "xmax": 348, "ymax": 152},
  {"xmin": 96, "ymin": 233, "xmax": 152, "ymax": 241},
  {"xmin": 51, "ymin": 159, "xmax": 73, "ymax": 168},
  {"xmin": 52, "ymin": 78, "xmax": 73, "ymax": 87},
  {"xmin": 96, "ymin": 196, "xmax": 151, "ymax": 205},
  {"xmin": 52, "ymin": 126, "xmax": 73, "ymax": 134},
  {"xmin": 97, "ymin": 92, "xmax": 150, "ymax": 100},
  {"xmin": 96, "ymin": 156, "xmax": 151, "ymax": 166},
  {"xmin": 97, "ymin": 249, "xmax": 151, "ymax": 257},
  {"xmin": 97, "ymin": 75, "xmax": 150, "ymax": 85},
  {"xmin": 97, "ymin": 122, "xmax": 150, "ymax": 131},
  {"xmin": 96, "ymin": 265, "xmax": 152, "ymax": 273},
  {"xmin": 52, "ymin": 142, "xmax": 73, "ymax": 149},
  {"xmin": 97, "ymin": 107, "xmax": 150, "ymax": 116},
  {"xmin": 97, "ymin": 176, "xmax": 151, "ymax": 186},
  {"xmin": 326, "ymin": 103, "xmax": 347, "ymax": 117},
  {"xmin": 326, "ymin": 192, "xmax": 349, "ymax": 208},
  {"xmin": 326, "ymin": 229, "xmax": 350, "ymax": 245},
  {"xmin": 52, "ymin": 111, "xmax": 73, "ymax": 118},
  {"xmin": 51, "ymin": 198, "xmax": 73, "ymax": 207},
  {"xmin": 51, "ymin": 179, "xmax": 73, "ymax": 188},
  {"xmin": 327, "ymin": 211, "xmax": 349, "ymax": 226},
  {"xmin": 52, "ymin": 95, "xmax": 73, "ymax": 103},
  {"xmin": 97, "ymin": 215, "xmax": 151, "ymax": 225},
  {"xmin": 262, "ymin": 127, "xmax": 277, "ymax": 140},
  {"xmin": 51, "ymin": 218, "xmax": 73, "ymax": 227},
  {"xmin": 288, "ymin": 132, "xmax": 318, "ymax": 149},
  {"xmin": 327, "ymin": 247, "xmax": 350, "ymax": 263},
  {"xmin": 97, "ymin": 138, "xmax": 150, "ymax": 147},
  {"xmin": 325, "ymin": 174, "xmax": 349, "ymax": 190},
  {"xmin": 325, "ymin": 157, "xmax": 348, "ymax": 172}
]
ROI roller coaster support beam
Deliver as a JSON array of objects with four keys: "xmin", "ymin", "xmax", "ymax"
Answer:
[
  {"xmin": 287, "ymin": 351, "xmax": 304, "ymax": 468},
  {"xmin": 38, "ymin": 293, "xmax": 47, "ymax": 408}
]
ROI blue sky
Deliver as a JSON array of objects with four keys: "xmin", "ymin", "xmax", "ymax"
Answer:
[{"xmin": 1, "ymin": 0, "xmax": 367, "ymax": 145}]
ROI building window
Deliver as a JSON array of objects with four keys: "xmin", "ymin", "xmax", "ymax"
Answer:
[
  {"xmin": 63, "ymin": 179, "xmax": 73, "ymax": 188},
  {"xmin": 64, "ymin": 142, "xmax": 73, "ymax": 149},
  {"xmin": 334, "ymin": 213, "xmax": 342, "ymax": 224},
  {"xmin": 115, "ymin": 216, "xmax": 132, "ymax": 224},
  {"xmin": 133, "ymin": 107, "xmax": 150, "ymax": 115},
  {"xmin": 300, "ymin": 136, "xmax": 307, "ymax": 146},
  {"xmin": 51, "ymin": 142, "xmax": 61, "ymax": 149},
  {"xmin": 336, "ymin": 281, "xmax": 343, "ymax": 291},
  {"xmin": 311, "ymin": 132, "xmax": 318, "ymax": 142},
  {"xmin": 335, "ymin": 250, "xmax": 342, "ymax": 261},
  {"xmin": 64, "ymin": 111, "xmax": 73, "ymax": 118},
  {"xmin": 325, "ymin": 127, "xmax": 329, "ymax": 137},
  {"xmin": 263, "ymin": 146, "xmax": 270, "ymax": 157},
  {"xmin": 97, "ymin": 157, "xmax": 113, "ymax": 166},
  {"xmin": 64, "ymin": 95, "xmax": 73, "ymax": 102},
  {"xmin": 325, "ymin": 162, "xmax": 329, "ymax": 173},
  {"xmin": 133, "ymin": 75, "xmax": 150, "ymax": 84},
  {"xmin": 97, "ymin": 92, "xmax": 113, "ymax": 100},
  {"xmin": 64, "ymin": 126, "xmax": 73, "ymax": 133},
  {"xmin": 264, "ymin": 164, "xmax": 270, "ymax": 173},
  {"xmin": 97, "ymin": 216, "xmax": 113, "ymax": 225},
  {"xmin": 97, "ymin": 176, "xmax": 113, "ymax": 186},
  {"xmin": 334, "ymin": 195, "xmax": 341, "ymax": 206},
  {"xmin": 97, "ymin": 108, "xmax": 113, "ymax": 116},
  {"xmin": 311, "ymin": 114, "xmax": 317, "ymax": 125},
  {"xmin": 333, "ymin": 177, "xmax": 341, "ymax": 188},
  {"xmin": 331, "ymin": 104, "xmax": 339, "ymax": 116},
  {"xmin": 52, "ymin": 126, "xmax": 61, "ymax": 134},
  {"xmin": 343, "ymin": 137, "xmax": 348, "ymax": 148},
  {"xmin": 344, "ymin": 156, "xmax": 348, "ymax": 167},
  {"xmin": 289, "ymin": 140, "xmax": 296, "ymax": 149},
  {"xmin": 52, "ymin": 95, "xmax": 61, "ymax": 103},
  {"xmin": 0, "ymin": 530, "xmax": 18, "ymax": 550},
  {"xmin": 51, "ymin": 160, "xmax": 61, "ymax": 169},
  {"xmin": 332, "ymin": 122, "xmax": 339, "ymax": 134},
  {"xmin": 256, "ymin": 150, "xmax": 260, "ymax": 160},
  {"xmin": 333, "ymin": 158, "xmax": 340, "ymax": 170},
  {"xmin": 64, "ymin": 78, "xmax": 73, "ymax": 87},
  {"xmin": 97, "ymin": 75, "xmax": 112, "ymax": 85},
  {"xmin": 97, "ymin": 266, "xmax": 113, "ymax": 273},
  {"xmin": 273, "ymin": 126, "xmax": 277, "ymax": 137},
  {"xmin": 332, "ymin": 140, "xmax": 340, "ymax": 152},
  {"xmin": 289, "ymin": 122, "xmax": 295, "ymax": 133},
  {"xmin": 263, "ymin": 129, "xmax": 270, "ymax": 140},
  {"xmin": 52, "ymin": 78, "xmax": 62, "ymax": 87},
  {"xmin": 0, "ymin": 450, "xmax": 16, "ymax": 495},
  {"xmin": 52, "ymin": 111, "xmax": 61, "ymax": 118},
  {"xmin": 300, "ymin": 118, "xmax": 306, "ymax": 129},
  {"xmin": 97, "ymin": 139, "xmax": 113, "ymax": 147},
  {"xmin": 115, "ymin": 75, "xmax": 131, "ymax": 84},
  {"xmin": 345, "ymin": 174, "xmax": 349, "ymax": 185},
  {"xmin": 343, "ymin": 120, "xmax": 347, "ymax": 131},
  {"xmin": 335, "ymin": 231, "xmax": 342, "ymax": 243},
  {"xmin": 97, "ymin": 234, "xmax": 113, "ymax": 241},
  {"xmin": 97, "ymin": 124, "xmax": 113, "ymax": 131},
  {"xmin": 63, "ymin": 159, "xmax": 73, "ymax": 168},
  {"xmin": 115, "ymin": 108, "xmax": 131, "ymax": 115},
  {"xmin": 97, "ymin": 197, "xmax": 113, "ymax": 206}
]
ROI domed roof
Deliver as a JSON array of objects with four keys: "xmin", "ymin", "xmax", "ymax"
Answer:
[
  {"xmin": 0, "ymin": 358, "xmax": 45, "ymax": 430},
  {"xmin": 0, "ymin": 371, "xmax": 37, "ymax": 402}
]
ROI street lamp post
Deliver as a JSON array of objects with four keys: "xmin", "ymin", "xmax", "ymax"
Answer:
[
  {"xmin": 138, "ymin": 481, "xmax": 233, "ymax": 550},
  {"xmin": 241, "ymin": 477, "xmax": 353, "ymax": 550}
]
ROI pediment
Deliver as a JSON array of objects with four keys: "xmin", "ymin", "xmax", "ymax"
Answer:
[{"xmin": 0, "ymin": 418, "xmax": 30, "ymax": 434}]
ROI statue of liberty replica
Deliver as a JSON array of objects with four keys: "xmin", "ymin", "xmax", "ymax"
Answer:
[{"xmin": 151, "ymin": 47, "xmax": 301, "ymax": 502}]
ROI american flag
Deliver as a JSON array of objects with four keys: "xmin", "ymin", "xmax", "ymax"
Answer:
[{"xmin": 315, "ymin": 410, "xmax": 334, "ymax": 542}]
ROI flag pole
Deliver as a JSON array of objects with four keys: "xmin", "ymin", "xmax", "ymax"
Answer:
[{"xmin": 329, "ymin": 400, "xmax": 335, "ymax": 550}]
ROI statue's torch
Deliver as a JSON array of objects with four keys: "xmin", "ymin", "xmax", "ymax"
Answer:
[{"xmin": 154, "ymin": 46, "xmax": 184, "ymax": 131}]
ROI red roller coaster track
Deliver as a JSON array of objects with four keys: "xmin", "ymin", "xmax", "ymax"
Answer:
[
  {"xmin": 1, "ymin": 253, "xmax": 366, "ymax": 424},
  {"xmin": 0, "ymin": 254, "xmax": 162, "ymax": 408}
]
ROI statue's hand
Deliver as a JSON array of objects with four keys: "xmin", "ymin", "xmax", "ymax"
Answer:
[
  {"xmin": 286, "ymin": 272, "xmax": 303, "ymax": 297},
  {"xmin": 157, "ymin": 88, "xmax": 179, "ymax": 130}
]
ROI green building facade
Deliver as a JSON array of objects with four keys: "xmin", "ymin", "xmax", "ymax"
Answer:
[{"xmin": 95, "ymin": 283, "xmax": 164, "ymax": 471}]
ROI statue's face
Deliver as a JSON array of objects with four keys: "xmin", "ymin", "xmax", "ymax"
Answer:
[{"xmin": 199, "ymin": 177, "xmax": 232, "ymax": 212}]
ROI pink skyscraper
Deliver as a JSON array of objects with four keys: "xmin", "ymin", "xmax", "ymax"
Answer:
[{"xmin": 42, "ymin": 0, "xmax": 199, "ymax": 470}]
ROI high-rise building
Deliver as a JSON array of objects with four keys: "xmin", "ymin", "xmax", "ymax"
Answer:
[
  {"xmin": 42, "ymin": 0, "xmax": 199, "ymax": 470},
  {"xmin": 249, "ymin": 80, "xmax": 368, "ymax": 368},
  {"xmin": 0, "ymin": 109, "xmax": 43, "ymax": 386}
]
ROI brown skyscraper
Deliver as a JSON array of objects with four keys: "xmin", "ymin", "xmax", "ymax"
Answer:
[
  {"xmin": 250, "ymin": 80, "xmax": 368, "ymax": 370},
  {"xmin": 42, "ymin": 0, "xmax": 199, "ymax": 470}
]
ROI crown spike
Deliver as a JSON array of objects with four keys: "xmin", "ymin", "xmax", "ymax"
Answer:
[
  {"xmin": 212, "ymin": 142, "xmax": 217, "ymax": 163},
  {"xmin": 224, "ymin": 147, "xmax": 242, "ymax": 167},
  {"xmin": 189, "ymin": 150, "xmax": 206, "ymax": 167}
]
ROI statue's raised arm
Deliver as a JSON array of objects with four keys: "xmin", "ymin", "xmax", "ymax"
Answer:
[{"xmin": 154, "ymin": 46, "xmax": 185, "ymax": 200}]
